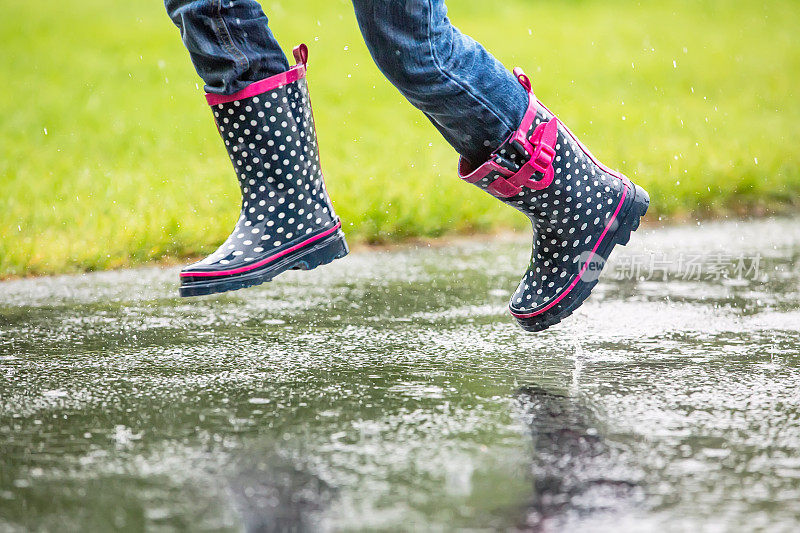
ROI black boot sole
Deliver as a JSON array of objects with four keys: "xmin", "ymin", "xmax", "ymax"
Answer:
[
  {"xmin": 512, "ymin": 181, "xmax": 650, "ymax": 332},
  {"xmin": 179, "ymin": 229, "xmax": 349, "ymax": 298}
]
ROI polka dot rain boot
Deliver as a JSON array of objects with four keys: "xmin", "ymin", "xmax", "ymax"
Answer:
[
  {"xmin": 458, "ymin": 68, "xmax": 650, "ymax": 332},
  {"xmin": 180, "ymin": 45, "xmax": 349, "ymax": 297}
]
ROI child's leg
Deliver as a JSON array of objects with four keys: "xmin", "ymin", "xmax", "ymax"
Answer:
[
  {"xmin": 164, "ymin": 0, "xmax": 290, "ymax": 95},
  {"xmin": 350, "ymin": 0, "xmax": 528, "ymax": 165},
  {"xmin": 353, "ymin": 0, "xmax": 649, "ymax": 333},
  {"xmin": 165, "ymin": 1, "xmax": 349, "ymax": 297}
]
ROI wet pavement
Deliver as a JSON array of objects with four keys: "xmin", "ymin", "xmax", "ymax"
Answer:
[{"xmin": 1, "ymin": 218, "xmax": 799, "ymax": 532}]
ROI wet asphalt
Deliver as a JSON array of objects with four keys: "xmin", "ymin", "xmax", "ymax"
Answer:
[{"xmin": 1, "ymin": 218, "xmax": 799, "ymax": 532}]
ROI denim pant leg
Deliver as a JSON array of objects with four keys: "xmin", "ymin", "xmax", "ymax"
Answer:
[
  {"xmin": 351, "ymin": 0, "xmax": 528, "ymax": 165},
  {"xmin": 165, "ymin": 0, "xmax": 290, "ymax": 95}
]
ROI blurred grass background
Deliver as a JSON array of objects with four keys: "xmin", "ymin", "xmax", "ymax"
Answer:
[{"xmin": 1, "ymin": 0, "xmax": 798, "ymax": 277}]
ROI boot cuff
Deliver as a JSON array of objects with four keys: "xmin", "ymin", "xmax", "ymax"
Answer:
[
  {"xmin": 457, "ymin": 68, "xmax": 540, "ymax": 184},
  {"xmin": 205, "ymin": 44, "xmax": 310, "ymax": 106}
]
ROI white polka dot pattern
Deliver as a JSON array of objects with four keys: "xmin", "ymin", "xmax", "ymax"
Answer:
[
  {"xmin": 469, "ymin": 102, "xmax": 625, "ymax": 315},
  {"xmin": 183, "ymin": 77, "xmax": 340, "ymax": 275}
]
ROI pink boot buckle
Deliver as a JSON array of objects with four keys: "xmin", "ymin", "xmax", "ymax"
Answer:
[{"xmin": 488, "ymin": 118, "xmax": 558, "ymax": 197}]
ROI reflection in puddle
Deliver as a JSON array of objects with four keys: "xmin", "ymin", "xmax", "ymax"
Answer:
[
  {"xmin": 516, "ymin": 386, "xmax": 643, "ymax": 530},
  {"xmin": 228, "ymin": 454, "xmax": 334, "ymax": 533}
]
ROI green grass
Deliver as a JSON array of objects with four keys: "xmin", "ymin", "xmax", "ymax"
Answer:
[{"xmin": 1, "ymin": 0, "xmax": 799, "ymax": 277}]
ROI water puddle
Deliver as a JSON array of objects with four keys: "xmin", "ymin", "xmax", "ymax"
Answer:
[{"xmin": 1, "ymin": 218, "xmax": 799, "ymax": 531}]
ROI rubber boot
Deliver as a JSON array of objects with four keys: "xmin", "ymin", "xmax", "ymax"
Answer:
[
  {"xmin": 180, "ymin": 45, "xmax": 349, "ymax": 297},
  {"xmin": 458, "ymin": 68, "xmax": 649, "ymax": 331}
]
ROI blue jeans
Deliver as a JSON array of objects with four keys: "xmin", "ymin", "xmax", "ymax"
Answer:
[{"xmin": 165, "ymin": 0, "xmax": 528, "ymax": 164}]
